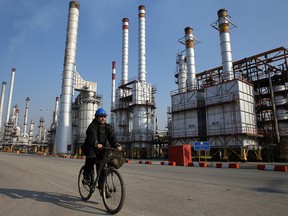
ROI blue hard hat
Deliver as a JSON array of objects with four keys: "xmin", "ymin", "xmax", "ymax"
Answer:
[{"xmin": 95, "ymin": 108, "xmax": 107, "ymax": 116}]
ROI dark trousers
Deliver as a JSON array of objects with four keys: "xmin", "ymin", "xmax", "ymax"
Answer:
[{"xmin": 84, "ymin": 148, "xmax": 106, "ymax": 189}]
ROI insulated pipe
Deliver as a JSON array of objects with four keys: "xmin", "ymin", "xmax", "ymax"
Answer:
[
  {"xmin": 28, "ymin": 120, "xmax": 34, "ymax": 144},
  {"xmin": 54, "ymin": 96, "xmax": 59, "ymax": 127},
  {"xmin": 0, "ymin": 82, "xmax": 6, "ymax": 130},
  {"xmin": 178, "ymin": 54, "xmax": 187, "ymax": 93},
  {"xmin": 138, "ymin": 5, "xmax": 146, "ymax": 82},
  {"xmin": 55, "ymin": 1, "xmax": 80, "ymax": 154},
  {"xmin": 217, "ymin": 8, "xmax": 233, "ymax": 81},
  {"xmin": 23, "ymin": 97, "xmax": 30, "ymax": 136},
  {"xmin": 185, "ymin": 27, "xmax": 196, "ymax": 90},
  {"xmin": 39, "ymin": 118, "xmax": 45, "ymax": 142},
  {"xmin": 121, "ymin": 18, "xmax": 129, "ymax": 85},
  {"xmin": 5, "ymin": 68, "xmax": 16, "ymax": 124}
]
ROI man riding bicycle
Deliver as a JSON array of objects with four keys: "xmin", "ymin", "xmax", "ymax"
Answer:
[{"xmin": 81, "ymin": 107, "xmax": 122, "ymax": 196}]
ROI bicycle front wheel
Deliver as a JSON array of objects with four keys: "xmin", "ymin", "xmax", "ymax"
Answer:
[
  {"xmin": 78, "ymin": 166, "xmax": 94, "ymax": 201},
  {"xmin": 102, "ymin": 168, "xmax": 126, "ymax": 214}
]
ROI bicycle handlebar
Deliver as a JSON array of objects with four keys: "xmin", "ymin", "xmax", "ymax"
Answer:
[{"xmin": 95, "ymin": 143, "xmax": 122, "ymax": 151}]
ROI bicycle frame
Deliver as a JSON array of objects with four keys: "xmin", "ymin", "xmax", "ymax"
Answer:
[{"xmin": 91, "ymin": 158, "xmax": 108, "ymax": 192}]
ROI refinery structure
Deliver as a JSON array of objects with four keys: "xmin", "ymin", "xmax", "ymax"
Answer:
[
  {"xmin": 0, "ymin": 1, "xmax": 287, "ymax": 162},
  {"xmin": 170, "ymin": 9, "xmax": 288, "ymax": 162},
  {"xmin": 111, "ymin": 6, "xmax": 157, "ymax": 159}
]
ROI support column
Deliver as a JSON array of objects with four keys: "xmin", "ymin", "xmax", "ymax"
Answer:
[
  {"xmin": 240, "ymin": 146, "xmax": 247, "ymax": 162},
  {"xmin": 222, "ymin": 148, "xmax": 229, "ymax": 161}
]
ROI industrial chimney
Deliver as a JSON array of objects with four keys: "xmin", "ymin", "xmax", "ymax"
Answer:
[
  {"xmin": 185, "ymin": 27, "xmax": 196, "ymax": 90},
  {"xmin": 23, "ymin": 97, "xmax": 30, "ymax": 137},
  {"xmin": 111, "ymin": 61, "xmax": 116, "ymax": 127},
  {"xmin": 138, "ymin": 5, "xmax": 146, "ymax": 82},
  {"xmin": 212, "ymin": 8, "xmax": 235, "ymax": 81},
  {"xmin": 0, "ymin": 82, "xmax": 6, "ymax": 130},
  {"xmin": 5, "ymin": 68, "xmax": 16, "ymax": 124},
  {"xmin": 55, "ymin": 1, "xmax": 80, "ymax": 154},
  {"xmin": 121, "ymin": 18, "xmax": 129, "ymax": 85}
]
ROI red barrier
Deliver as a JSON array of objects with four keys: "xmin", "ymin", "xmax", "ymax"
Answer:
[{"xmin": 257, "ymin": 164, "xmax": 288, "ymax": 172}]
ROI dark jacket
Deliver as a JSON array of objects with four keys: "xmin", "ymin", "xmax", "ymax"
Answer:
[{"xmin": 81, "ymin": 118, "xmax": 118, "ymax": 157}]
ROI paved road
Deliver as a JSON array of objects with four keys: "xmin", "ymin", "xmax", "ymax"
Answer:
[{"xmin": 0, "ymin": 152, "xmax": 287, "ymax": 216}]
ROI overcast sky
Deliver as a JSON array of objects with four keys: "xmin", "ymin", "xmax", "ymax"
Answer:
[{"xmin": 0, "ymin": 0, "xmax": 288, "ymax": 131}]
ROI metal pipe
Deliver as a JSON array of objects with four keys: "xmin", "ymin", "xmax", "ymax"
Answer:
[
  {"xmin": 55, "ymin": 1, "xmax": 80, "ymax": 154},
  {"xmin": 138, "ymin": 5, "xmax": 146, "ymax": 82},
  {"xmin": 185, "ymin": 27, "xmax": 196, "ymax": 90},
  {"xmin": 5, "ymin": 68, "xmax": 16, "ymax": 124},
  {"xmin": 178, "ymin": 54, "xmax": 187, "ymax": 92},
  {"xmin": 121, "ymin": 18, "xmax": 129, "ymax": 85},
  {"xmin": 28, "ymin": 120, "xmax": 34, "ymax": 144},
  {"xmin": 0, "ymin": 81, "xmax": 6, "ymax": 130},
  {"xmin": 268, "ymin": 70, "xmax": 280, "ymax": 143},
  {"xmin": 23, "ymin": 97, "xmax": 30, "ymax": 136},
  {"xmin": 53, "ymin": 96, "xmax": 59, "ymax": 127}
]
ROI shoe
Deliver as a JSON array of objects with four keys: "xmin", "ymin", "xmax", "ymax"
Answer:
[
  {"xmin": 105, "ymin": 191, "xmax": 112, "ymax": 199},
  {"xmin": 82, "ymin": 174, "xmax": 91, "ymax": 186},
  {"xmin": 82, "ymin": 178, "xmax": 90, "ymax": 186},
  {"xmin": 83, "ymin": 174, "xmax": 90, "ymax": 181},
  {"xmin": 99, "ymin": 188, "xmax": 112, "ymax": 199}
]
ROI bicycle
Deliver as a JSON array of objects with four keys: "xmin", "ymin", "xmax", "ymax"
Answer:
[{"xmin": 78, "ymin": 147, "xmax": 126, "ymax": 214}]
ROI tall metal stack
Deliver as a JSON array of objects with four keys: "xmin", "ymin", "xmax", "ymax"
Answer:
[
  {"xmin": 185, "ymin": 27, "xmax": 196, "ymax": 90},
  {"xmin": 113, "ymin": 18, "xmax": 131, "ymax": 146},
  {"xmin": 0, "ymin": 82, "xmax": 6, "ymax": 131},
  {"xmin": 113, "ymin": 5, "xmax": 156, "ymax": 158},
  {"xmin": 171, "ymin": 26, "xmax": 205, "ymax": 145},
  {"xmin": 54, "ymin": 1, "xmax": 101, "ymax": 155},
  {"xmin": 55, "ymin": 1, "xmax": 80, "ymax": 154},
  {"xmin": 5, "ymin": 68, "xmax": 16, "ymax": 124},
  {"xmin": 130, "ymin": 5, "xmax": 156, "ymax": 158},
  {"xmin": 215, "ymin": 9, "xmax": 234, "ymax": 81},
  {"xmin": 110, "ymin": 61, "xmax": 116, "ymax": 127},
  {"xmin": 2, "ymin": 68, "xmax": 17, "ymax": 144},
  {"xmin": 205, "ymin": 8, "xmax": 258, "ymax": 161},
  {"xmin": 22, "ymin": 97, "xmax": 30, "ymax": 143}
]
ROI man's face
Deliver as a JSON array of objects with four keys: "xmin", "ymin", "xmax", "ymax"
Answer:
[{"xmin": 97, "ymin": 115, "xmax": 106, "ymax": 124}]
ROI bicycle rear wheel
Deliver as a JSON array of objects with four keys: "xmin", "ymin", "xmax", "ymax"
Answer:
[
  {"xmin": 102, "ymin": 168, "xmax": 126, "ymax": 214},
  {"xmin": 78, "ymin": 166, "xmax": 94, "ymax": 201}
]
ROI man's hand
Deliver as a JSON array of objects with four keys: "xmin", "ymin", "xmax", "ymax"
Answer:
[{"xmin": 95, "ymin": 143, "xmax": 103, "ymax": 149}]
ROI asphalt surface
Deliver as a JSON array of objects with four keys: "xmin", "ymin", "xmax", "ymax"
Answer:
[{"xmin": 0, "ymin": 152, "xmax": 287, "ymax": 216}]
